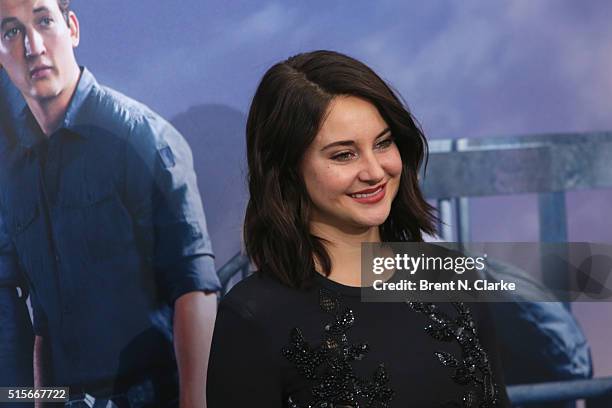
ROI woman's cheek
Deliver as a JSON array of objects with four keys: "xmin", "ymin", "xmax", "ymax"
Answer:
[{"xmin": 383, "ymin": 148, "xmax": 403, "ymax": 177}]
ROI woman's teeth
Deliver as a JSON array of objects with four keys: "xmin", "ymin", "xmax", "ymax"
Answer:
[{"xmin": 350, "ymin": 187, "xmax": 382, "ymax": 198}]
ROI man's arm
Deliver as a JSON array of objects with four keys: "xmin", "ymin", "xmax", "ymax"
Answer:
[
  {"xmin": 32, "ymin": 290, "xmax": 51, "ymax": 408},
  {"xmin": 33, "ymin": 335, "xmax": 52, "ymax": 408},
  {"xmin": 123, "ymin": 117, "xmax": 221, "ymax": 406},
  {"xmin": 0, "ymin": 287, "xmax": 33, "ymax": 383},
  {"xmin": 0, "ymin": 211, "xmax": 35, "ymax": 392},
  {"xmin": 33, "ymin": 336, "xmax": 44, "ymax": 387},
  {"xmin": 2, "ymin": 71, "xmax": 35, "ymax": 403},
  {"xmin": 174, "ymin": 291, "xmax": 217, "ymax": 408}
]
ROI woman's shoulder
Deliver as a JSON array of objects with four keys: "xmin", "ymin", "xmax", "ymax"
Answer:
[
  {"xmin": 221, "ymin": 272, "xmax": 285, "ymax": 302},
  {"xmin": 219, "ymin": 272, "xmax": 314, "ymax": 322}
]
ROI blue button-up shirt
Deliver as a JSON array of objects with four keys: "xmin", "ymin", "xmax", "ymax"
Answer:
[
  {"xmin": 0, "ymin": 68, "xmax": 221, "ymax": 387},
  {"xmin": 1, "ymin": 69, "xmax": 34, "ymax": 393}
]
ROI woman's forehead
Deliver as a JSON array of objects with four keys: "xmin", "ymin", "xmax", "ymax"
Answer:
[{"xmin": 314, "ymin": 96, "xmax": 388, "ymax": 146}]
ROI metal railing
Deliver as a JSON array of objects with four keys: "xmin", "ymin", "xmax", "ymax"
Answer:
[
  {"xmin": 423, "ymin": 131, "xmax": 612, "ymax": 244},
  {"xmin": 507, "ymin": 377, "xmax": 612, "ymax": 406}
]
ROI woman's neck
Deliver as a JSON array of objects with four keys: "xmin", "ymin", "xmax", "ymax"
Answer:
[{"xmin": 310, "ymin": 221, "xmax": 381, "ymax": 287}]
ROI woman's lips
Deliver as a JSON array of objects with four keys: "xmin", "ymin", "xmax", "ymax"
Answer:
[{"xmin": 348, "ymin": 183, "xmax": 386, "ymax": 204}]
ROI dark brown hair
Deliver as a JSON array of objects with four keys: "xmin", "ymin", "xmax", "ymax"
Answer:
[
  {"xmin": 57, "ymin": 0, "xmax": 71, "ymax": 25},
  {"xmin": 244, "ymin": 50, "xmax": 437, "ymax": 288}
]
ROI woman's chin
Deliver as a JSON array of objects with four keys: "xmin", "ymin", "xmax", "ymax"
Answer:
[{"xmin": 349, "ymin": 215, "xmax": 390, "ymax": 231}]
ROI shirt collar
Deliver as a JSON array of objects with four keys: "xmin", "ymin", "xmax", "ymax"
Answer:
[
  {"xmin": 61, "ymin": 66, "xmax": 96, "ymax": 131},
  {"xmin": 17, "ymin": 66, "xmax": 97, "ymax": 149}
]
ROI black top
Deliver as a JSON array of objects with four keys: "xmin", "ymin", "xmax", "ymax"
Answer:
[{"xmin": 208, "ymin": 272, "xmax": 511, "ymax": 407}]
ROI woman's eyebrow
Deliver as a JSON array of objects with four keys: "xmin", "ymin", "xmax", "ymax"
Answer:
[
  {"xmin": 320, "ymin": 127, "xmax": 391, "ymax": 152},
  {"xmin": 375, "ymin": 128, "xmax": 391, "ymax": 139},
  {"xmin": 320, "ymin": 140, "xmax": 354, "ymax": 151}
]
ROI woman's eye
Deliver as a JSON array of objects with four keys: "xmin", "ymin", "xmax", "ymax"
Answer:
[
  {"xmin": 376, "ymin": 138, "xmax": 394, "ymax": 150},
  {"xmin": 331, "ymin": 151, "xmax": 355, "ymax": 162}
]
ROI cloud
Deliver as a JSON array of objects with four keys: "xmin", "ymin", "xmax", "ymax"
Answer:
[
  {"xmin": 350, "ymin": 1, "xmax": 612, "ymax": 138},
  {"xmin": 73, "ymin": 1, "xmax": 612, "ymax": 247},
  {"xmin": 229, "ymin": 2, "xmax": 297, "ymax": 42}
]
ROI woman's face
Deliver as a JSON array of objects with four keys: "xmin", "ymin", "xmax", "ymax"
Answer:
[{"xmin": 301, "ymin": 96, "xmax": 402, "ymax": 234}]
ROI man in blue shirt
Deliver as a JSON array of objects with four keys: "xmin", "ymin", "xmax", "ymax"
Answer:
[
  {"xmin": 1, "ymin": 66, "xmax": 34, "ymax": 400},
  {"xmin": 0, "ymin": 1, "xmax": 220, "ymax": 406}
]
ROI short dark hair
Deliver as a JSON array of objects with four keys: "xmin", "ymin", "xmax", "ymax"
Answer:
[
  {"xmin": 244, "ymin": 50, "xmax": 437, "ymax": 288},
  {"xmin": 57, "ymin": 0, "xmax": 71, "ymax": 25}
]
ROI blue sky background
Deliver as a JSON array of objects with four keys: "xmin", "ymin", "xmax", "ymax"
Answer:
[
  {"xmin": 74, "ymin": 0, "xmax": 612, "ymax": 137},
  {"xmin": 72, "ymin": 0, "xmax": 612, "ymax": 241},
  {"xmin": 70, "ymin": 0, "xmax": 612, "ymax": 375}
]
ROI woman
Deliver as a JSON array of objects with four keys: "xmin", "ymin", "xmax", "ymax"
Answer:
[{"xmin": 207, "ymin": 50, "xmax": 510, "ymax": 407}]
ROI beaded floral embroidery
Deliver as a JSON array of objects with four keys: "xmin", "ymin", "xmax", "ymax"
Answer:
[
  {"xmin": 283, "ymin": 288, "xmax": 394, "ymax": 408},
  {"xmin": 408, "ymin": 302, "xmax": 500, "ymax": 407}
]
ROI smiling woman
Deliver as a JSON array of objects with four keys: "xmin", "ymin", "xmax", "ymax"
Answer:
[
  {"xmin": 207, "ymin": 50, "xmax": 512, "ymax": 407},
  {"xmin": 242, "ymin": 50, "xmax": 437, "ymax": 288}
]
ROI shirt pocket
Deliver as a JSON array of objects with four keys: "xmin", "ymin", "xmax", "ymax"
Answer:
[
  {"xmin": 10, "ymin": 205, "xmax": 38, "ymax": 236},
  {"xmin": 7, "ymin": 204, "xmax": 40, "ymax": 276},
  {"xmin": 59, "ymin": 185, "xmax": 135, "ymax": 263}
]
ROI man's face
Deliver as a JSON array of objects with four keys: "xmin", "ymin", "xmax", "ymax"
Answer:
[{"xmin": 0, "ymin": 0, "xmax": 79, "ymax": 102}]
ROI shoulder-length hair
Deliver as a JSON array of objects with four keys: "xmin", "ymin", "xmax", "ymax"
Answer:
[{"xmin": 244, "ymin": 50, "xmax": 437, "ymax": 288}]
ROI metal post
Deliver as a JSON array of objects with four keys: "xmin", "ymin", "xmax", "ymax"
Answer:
[
  {"xmin": 538, "ymin": 192, "xmax": 571, "ymax": 310},
  {"xmin": 454, "ymin": 196, "xmax": 470, "ymax": 244},
  {"xmin": 437, "ymin": 198, "xmax": 454, "ymax": 241}
]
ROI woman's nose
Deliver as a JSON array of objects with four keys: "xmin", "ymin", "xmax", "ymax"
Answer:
[{"xmin": 358, "ymin": 152, "xmax": 385, "ymax": 183}]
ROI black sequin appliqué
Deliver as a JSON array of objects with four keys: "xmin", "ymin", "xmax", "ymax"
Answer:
[
  {"xmin": 283, "ymin": 288, "xmax": 394, "ymax": 408},
  {"xmin": 409, "ymin": 302, "xmax": 500, "ymax": 407}
]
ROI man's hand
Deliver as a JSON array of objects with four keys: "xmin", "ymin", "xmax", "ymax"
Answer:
[{"xmin": 173, "ymin": 291, "xmax": 217, "ymax": 408}]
